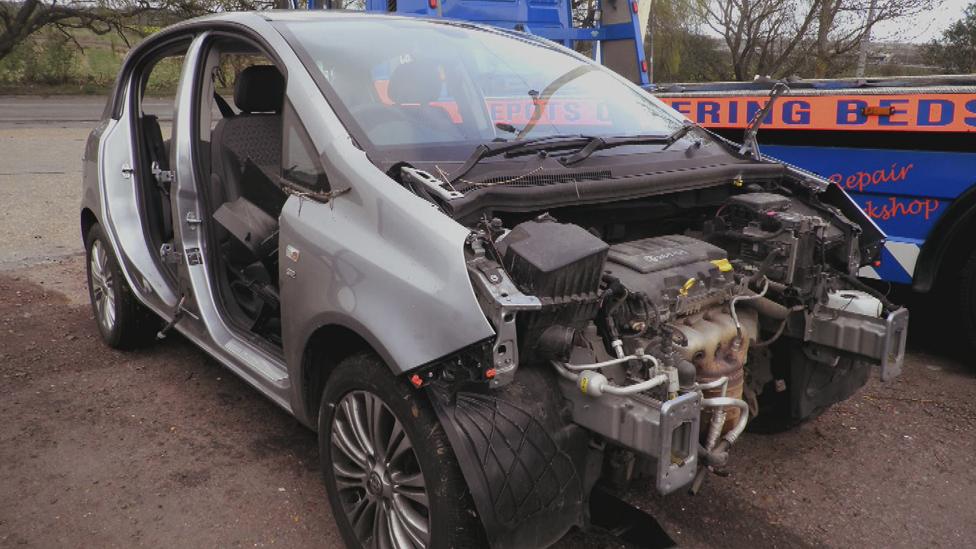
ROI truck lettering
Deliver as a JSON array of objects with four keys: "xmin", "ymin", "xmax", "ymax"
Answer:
[
  {"xmin": 697, "ymin": 101, "xmax": 720, "ymax": 123},
  {"xmin": 828, "ymin": 162, "xmax": 914, "ymax": 192},
  {"xmin": 672, "ymin": 100, "xmax": 691, "ymax": 117},
  {"xmin": 918, "ymin": 99, "xmax": 954, "ymax": 126},
  {"xmin": 783, "ymin": 100, "xmax": 810, "ymax": 125},
  {"xmin": 878, "ymin": 99, "xmax": 910, "ymax": 126},
  {"xmin": 564, "ymin": 101, "xmax": 580, "ymax": 121},
  {"xmin": 660, "ymin": 94, "xmax": 976, "ymax": 132},
  {"xmin": 507, "ymin": 101, "xmax": 522, "ymax": 120},
  {"xmin": 863, "ymin": 197, "xmax": 940, "ymax": 221},
  {"xmin": 965, "ymin": 99, "xmax": 976, "ymax": 127},
  {"xmin": 837, "ymin": 100, "xmax": 867, "ymax": 125},
  {"xmin": 728, "ymin": 100, "xmax": 739, "ymax": 124}
]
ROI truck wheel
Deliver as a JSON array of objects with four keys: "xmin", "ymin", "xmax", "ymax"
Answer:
[
  {"xmin": 318, "ymin": 353, "xmax": 485, "ymax": 549},
  {"xmin": 84, "ymin": 223, "xmax": 158, "ymax": 349},
  {"xmin": 958, "ymin": 249, "xmax": 976, "ymax": 350}
]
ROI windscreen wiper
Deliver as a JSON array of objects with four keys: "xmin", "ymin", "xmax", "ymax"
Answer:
[
  {"xmin": 448, "ymin": 134, "xmax": 593, "ymax": 184},
  {"xmin": 739, "ymin": 82, "xmax": 790, "ymax": 160},
  {"xmin": 559, "ymin": 125, "xmax": 696, "ymax": 166}
]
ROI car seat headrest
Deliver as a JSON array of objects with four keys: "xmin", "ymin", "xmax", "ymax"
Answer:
[
  {"xmin": 387, "ymin": 61, "xmax": 443, "ymax": 105},
  {"xmin": 234, "ymin": 65, "xmax": 285, "ymax": 114}
]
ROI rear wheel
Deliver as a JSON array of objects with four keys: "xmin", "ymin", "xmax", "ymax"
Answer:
[
  {"xmin": 958, "ymin": 248, "xmax": 976, "ymax": 351},
  {"xmin": 84, "ymin": 223, "xmax": 158, "ymax": 349},
  {"xmin": 318, "ymin": 353, "xmax": 484, "ymax": 549}
]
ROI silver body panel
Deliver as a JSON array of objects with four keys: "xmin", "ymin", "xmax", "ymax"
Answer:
[{"xmin": 81, "ymin": 13, "xmax": 494, "ymax": 427}]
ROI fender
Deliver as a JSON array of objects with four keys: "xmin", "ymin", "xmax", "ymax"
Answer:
[{"xmin": 912, "ymin": 181, "xmax": 976, "ymax": 293}]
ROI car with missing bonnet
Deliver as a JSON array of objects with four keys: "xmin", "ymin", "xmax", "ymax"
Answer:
[{"xmin": 81, "ymin": 11, "xmax": 908, "ymax": 549}]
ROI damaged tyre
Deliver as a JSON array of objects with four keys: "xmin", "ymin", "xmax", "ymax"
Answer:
[{"xmin": 318, "ymin": 353, "xmax": 484, "ymax": 549}]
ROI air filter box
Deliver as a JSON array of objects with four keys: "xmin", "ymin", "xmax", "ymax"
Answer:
[
  {"xmin": 496, "ymin": 217, "xmax": 609, "ymax": 359},
  {"xmin": 497, "ymin": 217, "xmax": 608, "ymax": 301}
]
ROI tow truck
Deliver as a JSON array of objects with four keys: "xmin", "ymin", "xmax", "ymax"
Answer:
[{"xmin": 655, "ymin": 77, "xmax": 976, "ymax": 342}]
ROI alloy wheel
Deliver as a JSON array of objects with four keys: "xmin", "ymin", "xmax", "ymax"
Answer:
[
  {"xmin": 330, "ymin": 390, "xmax": 431, "ymax": 549},
  {"xmin": 89, "ymin": 240, "xmax": 117, "ymax": 333}
]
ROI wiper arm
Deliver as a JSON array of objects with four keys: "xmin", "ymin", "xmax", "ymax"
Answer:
[
  {"xmin": 739, "ymin": 81, "xmax": 789, "ymax": 160},
  {"xmin": 559, "ymin": 131, "xmax": 678, "ymax": 166},
  {"xmin": 559, "ymin": 120, "xmax": 706, "ymax": 166},
  {"xmin": 660, "ymin": 120, "xmax": 700, "ymax": 150},
  {"xmin": 448, "ymin": 134, "xmax": 592, "ymax": 184}
]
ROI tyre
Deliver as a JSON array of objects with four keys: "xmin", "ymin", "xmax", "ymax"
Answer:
[
  {"xmin": 958, "ymin": 248, "xmax": 976, "ymax": 352},
  {"xmin": 85, "ymin": 223, "xmax": 158, "ymax": 349},
  {"xmin": 318, "ymin": 353, "xmax": 484, "ymax": 549}
]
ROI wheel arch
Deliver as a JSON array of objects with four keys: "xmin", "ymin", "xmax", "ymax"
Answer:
[
  {"xmin": 81, "ymin": 208, "xmax": 99, "ymax": 244},
  {"xmin": 298, "ymin": 322, "xmax": 383, "ymax": 429},
  {"xmin": 913, "ymin": 181, "xmax": 976, "ymax": 293}
]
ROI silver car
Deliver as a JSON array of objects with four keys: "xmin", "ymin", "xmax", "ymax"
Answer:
[{"xmin": 82, "ymin": 11, "xmax": 909, "ymax": 548}]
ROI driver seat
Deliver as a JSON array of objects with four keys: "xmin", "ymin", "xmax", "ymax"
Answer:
[{"xmin": 210, "ymin": 65, "xmax": 285, "ymax": 208}]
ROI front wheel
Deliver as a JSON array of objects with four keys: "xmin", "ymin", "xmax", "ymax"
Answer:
[{"xmin": 318, "ymin": 353, "xmax": 484, "ymax": 549}]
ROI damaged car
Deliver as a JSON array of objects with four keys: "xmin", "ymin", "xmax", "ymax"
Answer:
[{"xmin": 82, "ymin": 11, "xmax": 908, "ymax": 549}]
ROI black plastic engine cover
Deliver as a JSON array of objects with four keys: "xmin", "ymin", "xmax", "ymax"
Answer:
[
  {"xmin": 497, "ymin": 216, "xmax": 609, "ymax": 300},
  {"xmin": 497, "ymin": 217, "xmax": 609, "ymax": 357}
]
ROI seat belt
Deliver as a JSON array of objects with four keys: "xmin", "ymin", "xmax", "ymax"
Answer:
[{"xmin": 214, "ymin": 92, "xmax": 235, "ymax": 118}]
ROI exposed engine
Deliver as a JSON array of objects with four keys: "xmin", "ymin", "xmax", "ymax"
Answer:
[{"xmin": 463, "ymin": 189, "xmax": 908, "ymax": 496}]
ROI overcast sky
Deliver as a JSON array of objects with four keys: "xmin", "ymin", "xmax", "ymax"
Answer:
[{"xmin": 873, "ymin": 0, "xmax": 971, "ymax": 43}]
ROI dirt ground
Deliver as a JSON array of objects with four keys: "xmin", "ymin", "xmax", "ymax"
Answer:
[{"xmin": 2, "ymin": 98, "xmax": 976, "ymax": 548}]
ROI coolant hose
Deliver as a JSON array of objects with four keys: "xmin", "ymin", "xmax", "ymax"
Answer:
[
  {"xmin": 742, "ymin": 296, "xmax": 791, "ymax": 320},
  {"xmin": 747, "ymin": 248, "xmax": 785, "ymax": 286},
  {"xmin": 730, "ymin": 277, "xmax": 769, "ymax": 338},
  {"xmin": 839, "ymin": 271, "xmax": 900, "ymax": 312}
]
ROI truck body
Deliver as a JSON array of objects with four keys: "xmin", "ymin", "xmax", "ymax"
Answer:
[{"xmin": 655, "ymin": 79, "xmax": 976, "ymax": 302}]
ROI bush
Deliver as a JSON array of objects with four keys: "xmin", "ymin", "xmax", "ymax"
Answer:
[
  {"xmin": 25, "ymin": 33, "xmax": 79, "ymax": 85},
  {"xmin": 0, "ymin": 42, "xmax": 31, "ymax": 85}
]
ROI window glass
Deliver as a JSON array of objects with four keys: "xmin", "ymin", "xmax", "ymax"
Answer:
[
  {"xmin": 282, "ymin": 19, "xmax": 686, "ymax": 151},
  {"xmin": 282, "ymin": 102, "xmax": 329, "ymax": 192}
]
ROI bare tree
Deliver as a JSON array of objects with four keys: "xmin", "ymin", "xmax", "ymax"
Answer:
[
  {"xmin": 0, "ymin": 0, "xmax": 278, "ymax": 62},
  {"xmin": 700, "ymin": 0, "xmax": 934, "ymax": 80},
  {"xmin": 923, "ymin": 1, "xmax": 976, "ymax": 73}
]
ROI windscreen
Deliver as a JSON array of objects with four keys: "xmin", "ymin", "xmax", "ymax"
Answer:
[{"xmin": 280, "ymin": 18, "xmax": 686, "ymax": 153}]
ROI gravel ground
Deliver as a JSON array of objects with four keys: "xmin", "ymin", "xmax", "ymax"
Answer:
[{"xmin": 1, "ymin": 97, "xmax": 975, "ymax": 548}]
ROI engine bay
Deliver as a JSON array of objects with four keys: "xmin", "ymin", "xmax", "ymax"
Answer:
[{"xmin": 461, "ymin": 184, "xmax": 908, "ymax": 495}]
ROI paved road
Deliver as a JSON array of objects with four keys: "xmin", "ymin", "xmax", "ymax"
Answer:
[
  {"xmin": 1, "ymin": 96, "xmax": 975, "ymax": 548},
  {"xmin": 0, "ymin": 95, "xmax": 172, "ymax": 126}
]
